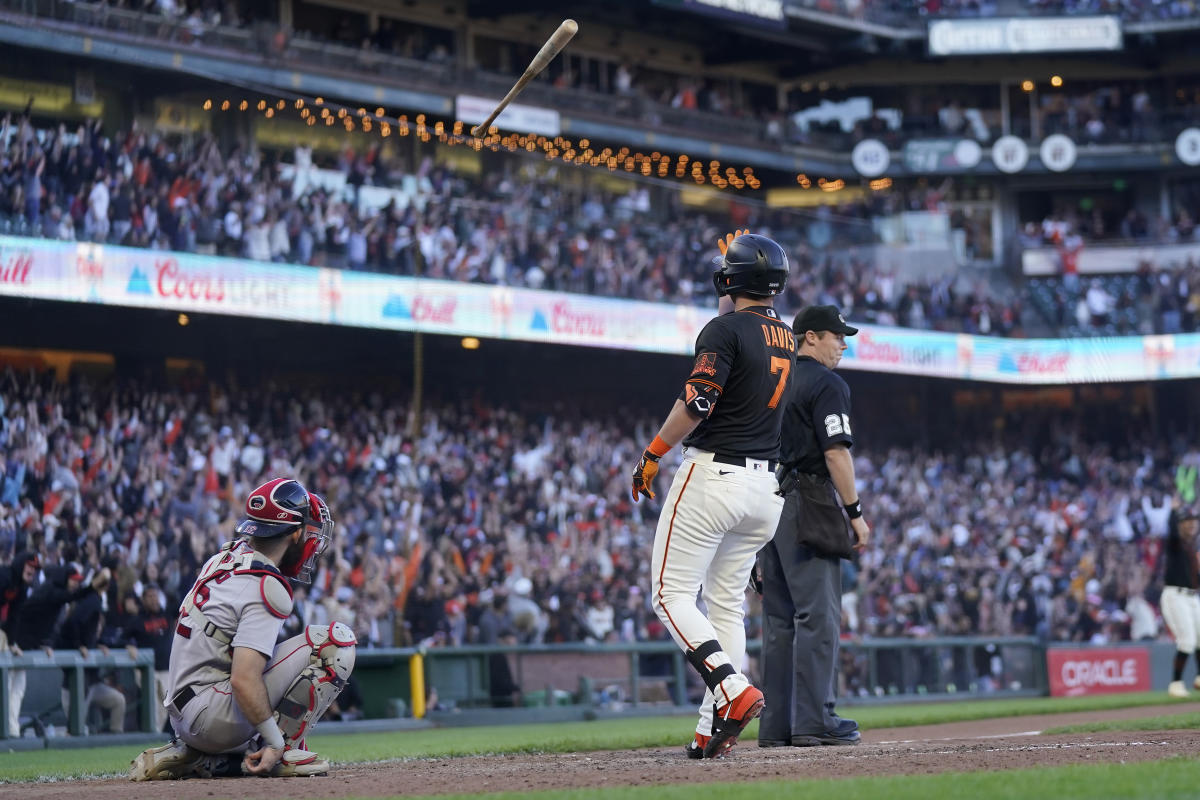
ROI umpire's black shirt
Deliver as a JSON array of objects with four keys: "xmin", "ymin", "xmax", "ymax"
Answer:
[{"xmin": 780, "ymin": 355, "xmax": 854, "ymax": 477}]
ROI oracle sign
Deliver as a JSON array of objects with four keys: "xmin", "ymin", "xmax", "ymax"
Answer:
[{"xmin": 1047, "ymin": 647, "xmax": 1151, "ymax": 697}]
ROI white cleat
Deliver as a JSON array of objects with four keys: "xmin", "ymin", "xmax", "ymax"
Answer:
[
  {"xmin": 273, "ymin": 747, "xmax": 330, "ymax": 777},
  {"xmin": 1168, "ymin": 680, "xmax": 1190, "ymax": 699},
  {"xmin": 1193, "ymin": 675, "xmax": 1200, "ymax": 691},
  {"xmin": 129, "ymin": 740, "xmax": 206, "ymax": 781}
]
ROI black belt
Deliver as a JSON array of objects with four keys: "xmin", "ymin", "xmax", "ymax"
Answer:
[
  {"xmin": 713, "ymin": 453, "xmax": 777, "ymax": 471},
  {"xmin": 170, "ymin": 685, "xmax": 196, "ymax": 715}
]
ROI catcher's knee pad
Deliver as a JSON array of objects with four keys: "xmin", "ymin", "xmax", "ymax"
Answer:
[{"xmin": 275, "ymin": 622, "xmax": 357, "ymax": 743}]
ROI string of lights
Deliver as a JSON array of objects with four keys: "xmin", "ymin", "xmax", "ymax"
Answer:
[{"xmin": 200, "ymin": 93, "xmax": 891, "ymax": 193}]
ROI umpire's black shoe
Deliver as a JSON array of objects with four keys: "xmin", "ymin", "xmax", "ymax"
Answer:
[
  {"xmin": 792, "ymin": 718, "xmax": 861, "ymax": 747},
  {"xmin": 757, "ymin": 738, "xmax": 791, "ymax": 748}
]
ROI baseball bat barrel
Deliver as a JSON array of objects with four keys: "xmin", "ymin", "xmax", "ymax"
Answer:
[{"xmin": 470, "ymin": 19, "xmax": 577, "ymax": 138}]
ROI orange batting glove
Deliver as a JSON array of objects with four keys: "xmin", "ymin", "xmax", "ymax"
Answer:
[
  {"xmin": 631, "ymin": 436, "xmax": 671, "ymax": 502},
  {"xmin": 631, "ymin": 452, "xmax": 660, "ymax": 502},
  {"xmin": 717, "ymin": 229, "xmax": 749, "ymax": 256}
]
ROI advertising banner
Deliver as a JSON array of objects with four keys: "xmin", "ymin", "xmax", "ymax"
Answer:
[
  {"xmin": 655, "ymin": 0, "xmax": 786, "ymax": 27},
  {"xmin": 6, "ymin": 235, "xmax": 1200, "ymax": 384},
  {"xmin": 928, "ymin": 16, "xmax": 1122, "ymax": 57},
  {"xmin": 456, "ymin": 95, "xmax": 561, "ymax": 137},
  {"xmin": 1046, "ymin": 647, "xmax": 1151, "ymax": 697},
  {"xmin": 1022, "ymin": 242, "xmax": 1200, "ymax": 276}
]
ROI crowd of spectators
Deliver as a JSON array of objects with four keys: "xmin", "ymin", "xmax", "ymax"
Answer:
[
  {"xmin": 49, "ymin": 0, "xmax": 1200, "ymax": 153},
  {"xmin": 0, "ymin": 368, "xmax": 1194, "ymax": 707},
  {"xmin": 1017, "ymin": 201, "xmax": 1200, "ymax": 336},
  {"xmin": 0, "ymin": 111, "xmax": 1032, "ymax": 335},
  {"xmin": 802, "ymin": 0, "xmax": 1200, "ymax": 25}
]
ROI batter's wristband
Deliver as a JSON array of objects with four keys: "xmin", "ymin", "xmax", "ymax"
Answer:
[
  {"xmin": 256, "ymin": 717, "xmax": 286, "ymax": 750},
  {"xmin": 844, "ymin": 500, "xmax": 863, "ymax": 520},
  {"xmin": 646, "ymin": 436, "xmax": 670, "ymax": 459}
]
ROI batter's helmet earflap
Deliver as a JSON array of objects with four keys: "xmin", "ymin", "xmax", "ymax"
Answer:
[{"xmin": 712, "ymin": 233, "xmax": 789, "ymax": 298}]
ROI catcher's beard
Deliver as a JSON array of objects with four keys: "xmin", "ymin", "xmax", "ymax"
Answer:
[{"xmin": 278, "ymin": 536, "xmax": 308, "ymax": 578}]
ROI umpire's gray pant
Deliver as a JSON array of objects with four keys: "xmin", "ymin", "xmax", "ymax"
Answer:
[{"xmin": 758, "ymin": 490, "xmax": 843, "ymax": 741}]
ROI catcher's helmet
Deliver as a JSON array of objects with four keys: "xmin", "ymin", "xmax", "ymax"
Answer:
[
  {"xmin": 711, "ymin": 233, "xmax": 789, "ymax": 298},
  {"xmin": 235, "ymin": 477, "xmax": 313, "ymax": 539}
]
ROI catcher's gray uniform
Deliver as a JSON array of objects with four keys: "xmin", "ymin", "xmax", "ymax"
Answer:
[{"xmin": 166, "ymin": 540, "xmax": 356, "ymax": 753}]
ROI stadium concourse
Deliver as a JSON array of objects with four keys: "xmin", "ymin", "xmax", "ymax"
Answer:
[{"xmin": 0, "ymin": 358, "xmax": 1193, "ymax": 707}]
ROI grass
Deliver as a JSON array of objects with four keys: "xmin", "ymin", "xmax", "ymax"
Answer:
[
  {"xmin": 1043, "ymin": 712, "xmax": 1200, "ymax": 736},
  {"xmin": 373, "ymin": 758, "xmax": 1200, "ymax": 800},
  {"xmin": 0, "ymin": 691, "xmax": 1192, "ymax": 783},
  {"xmin": 840, "ymin": 690, "xmax": 1190, "ymax": 729}
]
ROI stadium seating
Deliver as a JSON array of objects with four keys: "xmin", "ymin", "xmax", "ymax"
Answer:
[{"xmin": 0, "ymin": 369, "xmax": 1174, "ymax": 656}]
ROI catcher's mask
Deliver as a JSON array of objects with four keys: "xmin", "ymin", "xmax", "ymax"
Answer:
[{"xmin": 286, "ymin": 492, "xmax": 333, "ymax": 584}]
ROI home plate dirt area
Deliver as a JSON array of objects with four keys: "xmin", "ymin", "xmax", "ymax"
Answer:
[{"xmin": 14, "ymin": 703, "xmax": 1200, "ymax": 798}]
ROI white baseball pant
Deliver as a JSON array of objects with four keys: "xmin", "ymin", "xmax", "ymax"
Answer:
[
  {"xmin": 649, "ymin": 447, "xmax": 783, "ymax": 736},
  {"xmin": 170, "ymin": 624, "xmax": 354, "ymax": 754},
  {"xmin": 1161, "ymin": 586, "xmax": 1200, "ymax": 653},
  {"xmin": 5, "ymin": 668, "xmax": 25, "ymax": 738}
]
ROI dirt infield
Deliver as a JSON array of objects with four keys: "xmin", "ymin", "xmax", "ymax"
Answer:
[{"xmin": 13, "ymin": 702, "xmax": 1200, "ymax": 798}]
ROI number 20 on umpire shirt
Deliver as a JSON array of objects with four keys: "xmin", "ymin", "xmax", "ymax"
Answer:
[
  {"xmin": 780, "ymin": 355, "xmax": 854, "ymax": 478},
  {"xmin": 681, "ymin": 307, "xmax": 797, "ymax": 460}
]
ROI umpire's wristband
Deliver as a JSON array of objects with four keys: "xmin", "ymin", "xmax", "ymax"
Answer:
[{"xmin": 843, "ymin": 500, "xmax": 863, "ymax": 520}]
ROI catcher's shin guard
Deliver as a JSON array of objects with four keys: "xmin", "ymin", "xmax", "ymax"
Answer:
[{"xmin": 274, "ymin": 622, "xmax": 357, "ymax": 744}]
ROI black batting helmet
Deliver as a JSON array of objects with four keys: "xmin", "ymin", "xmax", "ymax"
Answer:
[{"xmin": 711, "ymin": 233, "xmax": 789, "ymax": 298}]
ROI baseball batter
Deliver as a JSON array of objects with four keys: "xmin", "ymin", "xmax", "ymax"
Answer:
[
  {"xmin": 1162, "ymin": 501, "xmax": 1200, "ymax": 698},
  {"xmin": 632, "ymin": 231, "xmax": 794, "ymax": 759},
  {"xmin": 130, "ymin": 478, "xmax": 356, "ymax": 780}
]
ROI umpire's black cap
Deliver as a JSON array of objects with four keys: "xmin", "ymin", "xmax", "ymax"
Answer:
[{"xmin": 793, "ymin": 305, "xmax": 859, "ymax": 336}]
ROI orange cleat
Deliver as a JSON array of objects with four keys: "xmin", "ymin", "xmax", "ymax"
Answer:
[
  {"xmin": 685, "ymin": 732, "xmax": 711, "ymax": 759},
  {"xmin": 703, "ymin": 687, "xmax": 764, "ymax": 759}
]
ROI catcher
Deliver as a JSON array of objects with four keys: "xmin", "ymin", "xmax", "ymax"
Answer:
[{"xmin": 130, "ymin": 478, "xmax": 356, "ymax": 780}]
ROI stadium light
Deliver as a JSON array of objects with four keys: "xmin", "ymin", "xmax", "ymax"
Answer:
[
  {"xmin": 1021, "ymin": 80, "xmax": 1035, "ymax": 92},
  {"xmin": 178, "ymin": 314, "xmax": 189, "ymax": 327},
  {"xmin": 461, "ymin": 337, "xmax": 481, "ymax": 350},
  {"xmin": 1050, "ymin": 76, "xmax": 1063, "ymax": 88}
]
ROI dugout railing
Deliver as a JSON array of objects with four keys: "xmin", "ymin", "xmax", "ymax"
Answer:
[
  {"xmin": 353, "ymin": 636, "xmax": 1045, "ymax": 719},
  {"xmin": 0, "ymin": 648, "xmax": 156, "ymax": 739},
  {"xmin": 0, "ymin": 637, "xmax": 1043, "ymax": 737}
]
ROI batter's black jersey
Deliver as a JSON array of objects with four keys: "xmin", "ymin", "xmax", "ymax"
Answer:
[
  {"xmin": 780, "ymin": 355, "xmax": 854, "ymax": 478},
  {"xmin": 681, "ymin": 306, "xmax": 796, "ymax": 459},
  {"xmin": 1164, "ymin": 511, "xmax": 1200, "ymax": 590}
]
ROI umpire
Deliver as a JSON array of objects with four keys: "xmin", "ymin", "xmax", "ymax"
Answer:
[{"xmin": 758, "ymin": 305, "xmax": 869, "ymax": 748}]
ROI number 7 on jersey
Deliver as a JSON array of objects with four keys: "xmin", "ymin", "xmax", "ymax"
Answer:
[{"xmin": 767, "ymin": 356, "xmax": 790, "ymax": 409}]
